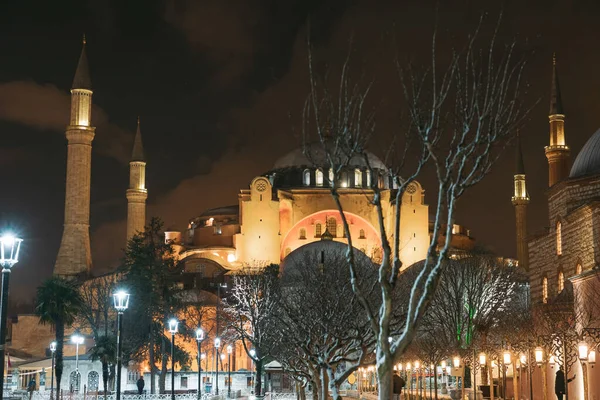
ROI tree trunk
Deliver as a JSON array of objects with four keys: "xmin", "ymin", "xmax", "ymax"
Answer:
[
  {"xmin": 312, "ymin": 377, "xmax": 321, "ymax": 400},
  {"xmin": 300, "ymin": 384, "xmax": 306, "ymax": 400},
  {"xmin": 541, "ymin": 363, "xmax": 547, "ymax": 400},
  {"xmin": 488, "ymin": 360, "xmax": 494, "ymax": 400},
  {"xmin": 55, "ymin": 319, "xmax": 64, "ymax": 398},
  {"xmin": 159, "ymin": 338, "xmax": 167, "ymax": 394},
  {"xmin": 149, "ymin": 324, "xmax": 155, "ymax": 394},
  {"xmin": 326, "ymin": 366, "xmax": 342, "ymax": 400},
  {"xmin": 320, "ymin": 366, "xmax": 330, "ymax": 400},
  {"xmin": 377, "ymin": 359, "xmax": 392, "ymax": 400},
  {"xmin": 102, "ymin": 360, "xmax": 108, "ymax": 400},
  {"xmin": 434, "ymin": 367, "xmax": 438, "ymax": 400},
  {"xmin": 512, "ymin": 362, "xmax": 518, "ymax": 400},
  {"xmin": 255, "ymin": 358, "xmax": 263, "ymax": 396}
]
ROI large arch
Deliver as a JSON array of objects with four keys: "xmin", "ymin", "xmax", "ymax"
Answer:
[{"xmin": 280, "ymin": 210, "xmax": 382, "ymax": 261}]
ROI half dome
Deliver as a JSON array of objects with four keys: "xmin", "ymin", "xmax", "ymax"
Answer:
[{"xmin": 570, "ymin": 128, "xmax": 600, "ymax": 179}]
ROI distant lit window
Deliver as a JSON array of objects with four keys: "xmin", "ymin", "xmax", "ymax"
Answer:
[
  {"xmin": 359, "ymin": 229, "xmax": 366, "ymax": 239},
  {"xmin": 327, "ymin": 218, "xmax": 337, "ymax": 237},
  {"xmin": 329, "ymin": 168, "xmax": 334, "ymax": 186},
  {"xmin": 576, "ymin": 263, "xmax": 582, "ymax": 275},
  {"xmin": 214, "ymin": 225, "xmax": 222, "ymax": 235},
  {"xmin": 316, "ymin": 169, "xmax": 324, "ymax": 186},
  {"xmin": 556, "ymin": 221, "xmax": 562, "ymax": 255},
  {"xmin": 340, "ymin": 171, "xmax": 348, "ymax": 188},
  {"xmin": 355, "ymin": 169, "xmax": 362, "ymax": 187},
  {"xmin": 299, "ymin": 228, "xmax": 306, "ymax": 240},
  {"xmin": 303, "ymin": 169, "xmax": 311, "ymax": 186},
  {"xmin": 206, "ymin": 217, "xmax": 214, "ymax": 227},
  {"xmin": 127, "ymin": 370, "xmax": 140, "ymax": 384},
  {"xmin": 542, "ymin": 277, "xmax": 548, "ymax": 304},
  {"xmin": 558, "ymin": 269, "xmax": 564, "ymax": 293},
  {"xmin": 366, "ymin": 170, "xmax": 371, "ymax": 187},
  {"xmin": 315, "ymin": 223, "xmax": 322, "ymax": 237}
]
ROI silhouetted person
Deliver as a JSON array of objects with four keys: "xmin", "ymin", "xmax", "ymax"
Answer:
[
  {"xmin": 393, "ymin": 371, "xmax": 405, "ymax": 400},
  {"xmin": 555, "ymin": 367, "xmax": 575, "ymax": 399},
  {"xmin": 137, "ymin": 377, "xmax": 145, "ymax": 395}
]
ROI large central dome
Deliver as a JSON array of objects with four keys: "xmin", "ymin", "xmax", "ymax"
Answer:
[
  {"xmin": 273, "ymin": 144, "xmax": 387, "ymax": 170},
  {"xmin": 570, "ymin": 128, "xmax": 600, "ymax": 179}
]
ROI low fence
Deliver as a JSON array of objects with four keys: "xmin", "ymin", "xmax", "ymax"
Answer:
[{"xmin": 19, "ymin": 392, "xmax": 223, "ymax": 400}]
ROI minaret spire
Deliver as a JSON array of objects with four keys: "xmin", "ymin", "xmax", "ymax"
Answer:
[
  {"xmin": 512, "ymin": 133, "xmax": 530, "ymax": 270},
  {"xmin": 126, "ymin": 117, "xmax": 148, "ymax": 241},
  {"xmin": 72, "ymin": 36, "xmax": 92, "ymax": 91},
  {"xmin": 545, "ymin": 54, "xmax": 570, "ymax": 187},
  {"xmin": 54, "ymin": 39, "xmax": 96, "ymax": 277}
]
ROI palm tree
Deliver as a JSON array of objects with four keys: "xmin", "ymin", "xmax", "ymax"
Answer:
[
  {"xmin": 35, "ymin": 277, "xmax": 84, "ymax": 398},
  {"xmin": 89, "ymin": 335, "xmax": 116, "ymax": 400}
]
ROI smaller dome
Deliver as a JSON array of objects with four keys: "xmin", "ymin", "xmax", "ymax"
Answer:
[
  {"xmin": 570, "ymin": 128, "xmax": 600, "ymax": 179},
  {"xmin": 273, "ymin": 144, "xmax": 387, "ymax": 170}
]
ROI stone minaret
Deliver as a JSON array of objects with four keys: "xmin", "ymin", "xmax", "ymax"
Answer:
[
  {"xmin": 545, "ymin": 54, "xmax": 570, "ymax": 187},
  {"xmin": 512, "ymin": 134, "xmax": 529, "ymax": 270},
  {"xmin": 54, "ymin": 37, "xmax": 94, "ymax": 277},
  {"xmin": 126, "ymin": 117, "xmax": 147, "ymax": 241}
]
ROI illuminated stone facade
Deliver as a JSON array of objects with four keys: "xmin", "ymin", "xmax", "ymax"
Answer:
[
  {"xmin": 526, "ymin": 57, "xmax": 600, "ymax": 400},
  {"xmin": 54, "ymin": 41, "xmax": 95, "ymax": 277},
  {"xmin": 179, "ymin": 147, "xmax": 474, "ymax": 278}
]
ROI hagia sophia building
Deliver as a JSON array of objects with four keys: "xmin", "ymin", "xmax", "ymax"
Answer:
[
  {"xmin": 8, "ymin": 39, "xmax": 476, "ymax": 394},
  {"xmin": 15, "ymin": 38, "xmax": 600, "ymax": 398},
  {"xmin": 51, "ymin": 40, "xmax": 476, "ymax": 284}
]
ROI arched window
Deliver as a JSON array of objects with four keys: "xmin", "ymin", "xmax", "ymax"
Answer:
[
  {"xmin": 327, "ymin": 217, "xmax": 337, "ymax": 237},
  {"xmin": 556, "ymin": 221, "xmax": 562, "ymax": 255},
  {"xmin": 329, "ymin": 168, "xmax": 334, "ymax": 186},
  {"xmin": 542, "ymin": 277, "xmax": 548, "ymax": 304},
  {"xmin": 303, "ymin": 169, "xmax": 311, "ymax": 186},
  {"xmin": 558, "ymin": 268, "xmax": 564, "ymax": 293},
  {"xmin": 366, "ymin": 170, "xmax": 372, "ymax": 187},
  {"xmin": 315, "ymin": 169, "xmax": 324, "ymax": 186},
  {"xmin": 340, "ymin": 171, "xmax": 348, "ymax": 188},
  {"xmin": 315, "ymin": 223, "xmax": 322, "ymax": 238},
  {"xmin": 576, "ymin": 263, "xmax": 583, "ymax": 275},
  {"xmin": 359, "ymin": 229, "xmax": 366, "ymax": 239},
  {"xmin": 299, "ymin": 228, "xmax": 306, "ymax": 240},
  {"xmin": 70, "ymin": 371, "xmax": 81, "ymax": 392},
  {"xmin": 355, "ymin": 169, "xmax": 362, "ymax": 187},
  {"xmin": 87, "ymin": 371, "xmax": 99, "ymax": 392}
]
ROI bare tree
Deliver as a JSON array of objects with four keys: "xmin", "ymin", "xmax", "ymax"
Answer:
[
  {"xmin": 274, "ymin": 246, "xmax": 378, "ymax": 400},
  {"xmin": 532, "ymin": 280, "xmax": 600, "ymax": 400},
  {"xmin": 301, "ymin": 16, "xmax": 531, "ymax": 400},
  {"xmin": 78, "ymin": 275, "xmax": 118, "ymax": 397},
  {"xmin": 223, "ymin": 264, "xmax": 280, "ymax": 396}
]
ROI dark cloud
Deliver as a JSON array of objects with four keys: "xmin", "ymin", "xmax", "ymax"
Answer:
[{"xmin": 0, "ymin": 80, "xmax": 134, "ymax": 164}]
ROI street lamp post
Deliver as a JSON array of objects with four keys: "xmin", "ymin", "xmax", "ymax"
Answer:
[
  {"xmin": 195, "ymin": 329, "xmax": 204, "ymax": 400},
  {"xmin": 214, "ymin": 338, "xmax": 221, "ymax": 395},
  {"xmin": 168, "ymin": 319, "xmax": 179, "ymax": 400},
  {"xmin": 71, "ymin": 333, "xmax": 84, "ymax": 392},
  {"xmin": 113, "ymin": 290, "xmax": 130, "ymax": 400},
  {"xmin": 50, "ymin": 342, "xmax": 56, "ymax": 400},
  {"xmin": 0, "ymin": 234, "xmax": 22, "ymax": 400},
  {"xmin": 227, "ymin": 345, "xmax": 232, "ymax": 398},
  {"xmin": 578, "ymin": 342, "xmax": 593, "ymax": 400},
  {"xmin": 249, "ymin": 349, "xmax": 256, "ymax": 394}
]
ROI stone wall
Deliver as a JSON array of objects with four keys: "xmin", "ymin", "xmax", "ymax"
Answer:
[{"xmin": 528, "ymin": 180, "xmax": 600, "ymax": 304}]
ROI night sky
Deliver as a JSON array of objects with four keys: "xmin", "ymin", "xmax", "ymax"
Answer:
[{"xmin": 2, "ymin": 0, "xmax": 600, "ymax": 301}]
